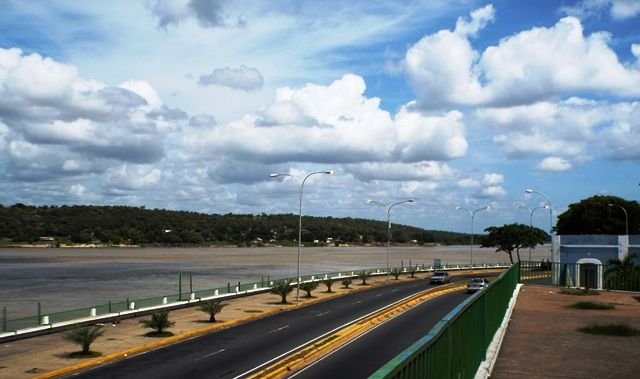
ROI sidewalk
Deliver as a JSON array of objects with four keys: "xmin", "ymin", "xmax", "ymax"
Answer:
[{"xmin": 492, "ymin": 285, "xmax": 640, "ymax": 378}]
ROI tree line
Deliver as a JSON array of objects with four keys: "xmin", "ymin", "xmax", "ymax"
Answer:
[{"xmin": 0, "ymin": 204, "xmax": 471, "ymax": 246}]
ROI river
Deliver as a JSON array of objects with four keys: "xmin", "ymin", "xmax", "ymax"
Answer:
[{"xmin": 0, "ymin": 245, "xmax": 549, "ymax": 319}]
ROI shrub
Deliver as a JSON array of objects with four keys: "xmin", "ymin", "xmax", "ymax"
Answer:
[
  {"xmin": 323, "ymin": 277, "xmax": 335, "ymax": 293},
  {"xmin": 140, "ymin": 311, "xmax": 175, "ymax": 336},
  {"xmin": 270, "ymin": 280, "xmax": 293, "ymax": 304},
  {"xmin": 358, "ymin": 270, "xmax": 370, "ymax": 285},
  {"xmin": 299, "ymin": 282, "xmax": 319, "ymax": 297},
  {"xmin": 569, "ymin": 301, "xmax": 614, "ymax": 310},
  {"xmin": 62, "ymin": 325, "xmax": 105, "ymax": 355},
  {"xmin": 341, "ymin": 278, "xmax": 352, "ymax": 289},
  {"xmin": 198, "ymin": 300, "xmax": 228, "ymax": 322},
  {"xmin": 577, "ymin": 323, "xmax": 640, "ymax": 336},
  {"xmin": 559, "ymin": 288, "xmax": 600, "ymax": 296},
  {"xmin": 390, "ymin": 268, "xmax": 402, "ymax": 280}
]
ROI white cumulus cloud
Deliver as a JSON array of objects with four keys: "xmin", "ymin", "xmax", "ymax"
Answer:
[
  {"xmin": 536, "ymin": 157, "xmax": 573, "ymax": 171},
  {"xmin": 199, "ymin": 65, "xmax": 264, "ymax": 91}
]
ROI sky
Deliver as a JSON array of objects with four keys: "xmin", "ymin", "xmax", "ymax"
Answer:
[{"xmin": 0, "ymin": 0, "xmax": 639, "ymax": 234}]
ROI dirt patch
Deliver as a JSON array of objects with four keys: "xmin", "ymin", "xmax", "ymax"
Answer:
[{"xmin": 492, "ymin": 285, "xmax": 640, "ymax": 378}]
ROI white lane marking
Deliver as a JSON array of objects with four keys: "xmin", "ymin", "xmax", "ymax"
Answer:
[
  {"xmin": 315, "ymin": 311, "xmax": 330, "ymax": 318},
  {"xmin": 233, "ymin": 286, "xmax": 449, "ymax": 379},
  {"xmin": 268, "ymin": 325, "xmax": 290, "ymax": 334},
  {"xmin": 391, "ymin": 289, "xmax": 399, "ymax": 292},
  {"xmin": 351, "ymin": 300, "xmax": 362, "ymax": 305},
  {"xmin": 196, "ymin": 348, "xmax": 226, "ymax": 361},
  {"xmin": 376, "ymin": 293, "xmax": 383, "ymax": 297}
]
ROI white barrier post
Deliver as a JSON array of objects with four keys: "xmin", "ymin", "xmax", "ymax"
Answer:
[
  {"xmin": 90, "ymin": 308, "xmax": 96, "ymax": 317},
  {"xmin": 190, "ymin": 293, "xmax": 195, "ymax": 301},
  {"xmin": 129, "ymin": 302, "xmax": 135, "ymax": 310},
  {"xmin": 162, "ymin": 297, "xmax": 168, "ymax": 304},
  {"xmin": 41, "ymin": 315, "xmax": 50, "ymax": 325}
]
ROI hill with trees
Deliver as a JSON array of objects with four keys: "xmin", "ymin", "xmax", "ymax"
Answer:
[{"xmin": 0, "ymin": 204, "xmax": 471, "ymax": 247}]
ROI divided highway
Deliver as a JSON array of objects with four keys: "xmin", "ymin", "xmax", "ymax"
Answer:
[{"xmin": 67, "ymin": 278, "xmax": 469, "ymax": 379}]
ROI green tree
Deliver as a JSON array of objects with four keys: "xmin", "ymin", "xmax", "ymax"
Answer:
[
  {"xmin": 358, "ymin": 270, "xmax": 370, "ymax": 285},
  {"xmin": 63, "ymin": 325, "xmax": 105, "ymax": 354},
  {"xmin": 198, "ymin": 300, "xmax": 227, "ymax": 322},
  {"xmin": 299, "ymin": 282, "xmax": 319, "ymax": 297},
  {"xmin": 482, "ymin": 224, "xmax": 549, "ymax": 264},
  {"xmin": 604, "ymin": 253, "xmax": 640, "ymax": 291},
  {"xmin": 322, "ymin": 277, "xmax": 336, "ymax": 293},
  {"xmin": 140, "ymin": 311, "xmax": 175, "ymax": 334},
  {"xmin": 341, "ymin": 278, "xmax": 352, "ymax": 289},
  {"xmin": 556, "ymin": 195, "xmax": 640, "ymax": 235},
  {"xmin": 390, "ymin": 268, "xmax": 402, "ymax": 280},
  {"xmin": 408, "ymin": 266, "xmax": 417, "ymax": 278},
  {"xmin": 270, "ymin": 280, "xmax": 293, "ymax": 304}
]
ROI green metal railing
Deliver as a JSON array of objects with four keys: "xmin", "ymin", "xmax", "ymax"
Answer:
[
  {"xmin": 1, "ymin": 262, "xmax": 509, "ymax": 334},
  {"xmin": 520, "ymin": 261, "xmax": 640, "ymax": 291},
  {"xmin": 370, "ymin": 262, "xmax": 520, "ymax": 379}
]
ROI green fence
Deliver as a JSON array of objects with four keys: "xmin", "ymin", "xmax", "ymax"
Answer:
[
  {"xmin": 370, "ymin": 262, "xmax": 520, "ymax": 379},
  {"xmin": 2, "ymin": 262, "xmax": 508, "ymax": 334},
  {"xmin": 520, "ymin": 261, "xmax": 640, "ymax": 291}
]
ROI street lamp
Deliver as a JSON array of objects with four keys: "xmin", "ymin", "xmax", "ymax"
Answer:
[
  {"xmin": 525, "ymin": 189, "xmax": 553, "ymax": 259},
  {"xmin": 270, "ymin": 170, "xmax": 334, "ymax": 301},
  {"xmin": 518, "ymin": 204, "xmax": 549, "ymax": 262},
  {"xmin": 367, "ymin": 199, "xmax": 414, "ymax": 281},
  {"xmin": 455, "ymin": 206, "xmax": 489, "ymax": 269},
  {"xmin": 608, "ymin": 204, "xmax": 629, "ymax": 236}
]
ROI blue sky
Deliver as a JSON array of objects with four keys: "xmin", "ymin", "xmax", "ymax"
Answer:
[{"xmin": 0, "ymin": 0, "xmax": 639, "ymax": 234}]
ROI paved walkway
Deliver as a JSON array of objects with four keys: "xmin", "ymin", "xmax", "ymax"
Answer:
[{"xmin": 492, "ymin": 285, "xmax": 640, "ymax": 379}]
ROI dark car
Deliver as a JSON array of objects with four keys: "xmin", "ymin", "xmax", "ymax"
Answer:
[{"xmin": 430, "ymin": 271, "xmax": 450, "ymax": 284}]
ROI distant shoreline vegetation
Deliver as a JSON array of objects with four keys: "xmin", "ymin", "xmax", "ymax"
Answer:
[{"xmin": 0, "ymin": 203, "xmax": 473, "ymax": 248}]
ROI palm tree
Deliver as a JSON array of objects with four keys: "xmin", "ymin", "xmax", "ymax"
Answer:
[
  {"xmin": 63, "ymin": 325, "xmax": 105, "ymax": 354},
  {"xmin": 323, "ymin": 277, "xmax": 335, "ymax": 293},
  {"xmin": 140, "ymin": 311, "xmax": 175, "ymax": 334},
  {"xmin": 198, "ymin": 300, "xmax": 227, "ymax": 322},
  {"xmin": 270, "ymin": 280, "xmax": 293, "ymax": 304},
  {"xmin": 299, "ymin": 282, "xmax": 319, "ymax": 297},
  {"xmin": 341, "ymin": 278, "xmax": 352, "ymax": 289},
  {"xmin": 390, "ymin": 268, "xmax": 402, "ymax": 280},
  {"xmin": 605, "ymin": 253, "xmax": 640, "ymax": 291},
  {"xmin": 358, "ymin": 270, "xmax": 370, "ymax": 285}
]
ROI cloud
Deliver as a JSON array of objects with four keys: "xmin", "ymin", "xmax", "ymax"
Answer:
[
  {"xmin": 189, "ymin": 114, "xmax": 216, "ymax": 127},
  {"xmin": 184, "ymin": 74, "xmax": 468, "ymax": 172},
  {"xmin": 345, "ymin": 161, "xmax": 455, "ymax": 182},
  {"xmin": 104, "ymin": 164, "xmax": 162, "ymax": 191},
  {"xmin": 404, "ymin": 9, "xmax": 640, "ymax": 109},
  {"xmin": 476, "ymin": 97, "xmax": 640, "ymax": 162},
  {"xmin": 478, "ymin": 185, "xmax": 506, "ymax": 198},
  {"xmin": 150, "ymin": 0, "xmax": 240, "ymax": 29},
  {"xmin": 199, "ymin": 65, "xmax": 264, "ymax": 91},
  {"xmin": 0, "ymin": 48, "xmax": 172, "ymax": 182},
  {"xmin": 536, "ymin": 157, "xmax": 573, "ymax": 171},
  {"xmin": 482, "ymin": 173, "xmax": 504, "ymax": 185},
  {"xmin": 453, "ymin": 4, "xmax": 495, "ymax": 37},
  {"xmin": 560, "ymin": 0, "xmax": 640, "ymax": 21}
]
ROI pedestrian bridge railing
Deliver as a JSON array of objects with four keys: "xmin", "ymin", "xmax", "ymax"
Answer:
[
  {"xmin": 0, "ymin": 262, "xmax": 509, "ymax": 341},
  {"xmin": 370, "ymin": 262, "xmax": 520, "ymax": 379}
]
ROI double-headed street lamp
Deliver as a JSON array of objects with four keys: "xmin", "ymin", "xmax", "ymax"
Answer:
[
  {"xmin": 608, "ymin": 203, "xmax": 629, "ymax": 236},
  {"xmin": 270, "ymin": 170, "xmax": 334, "ymax": 301},
  {"xmin": 367, "ymin": 199, "xmax": 414, "ymax": 281},
  {"xmin": 525, "ymin": 189, "xmax": 553, "ymax": 259},
  {"xmin": 518, "ymin": 204, "xmax": 549, "ymax": 262},
  {"xmin": 456, "ymin": 206, "xmax": 489, "ymax": 268}
]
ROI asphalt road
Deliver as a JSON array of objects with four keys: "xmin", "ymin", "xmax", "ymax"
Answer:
[
  {"xmin": 68, "ymin": 278, "xmax": 467, "ymax": 379},
  {"xmin": 292, "ymin": 291, "xmax": 468, "ymax": 378}
]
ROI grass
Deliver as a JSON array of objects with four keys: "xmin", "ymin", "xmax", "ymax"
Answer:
[
  {"xmin": 577, "ymin": 323, "xmax": 640, "ymax": 336},
  {"xmin": 559, "ymin": 288, "xmax": 600, "ymax": 296},
  {"xmin": 569, "ymin": 301, "xmax": 615, "ymax": 310}
]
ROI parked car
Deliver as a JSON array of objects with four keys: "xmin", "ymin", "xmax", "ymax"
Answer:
[
  {"xmin": 430, "ymin": 271, "xmax": 450, "ymax": 284},
  {"xmin": 466, "ymin": 278, "xmax": 490, "ymax": 293}
]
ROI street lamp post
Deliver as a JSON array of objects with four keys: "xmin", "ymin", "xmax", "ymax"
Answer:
[
  {"xmin": 518, "ymin": 205, "xmax": 549, "ymax": 262},
  {"xmin": 608, "ymin": 203, "xmax": 629, "ymax": 236},
  {"xmin": 525, "ymin": 189, "xmax": 553, "ymax": 259},
  {"xmin": 456, "ymin": 206, "xmax": 489, "ymax": 269},
  {"xmin": 367, "ymin": 199, "xmax": 414, "ymax": 281},
  {"xmin": 270, "ymin": 170, "xmax": 334, "ymax": 301}
]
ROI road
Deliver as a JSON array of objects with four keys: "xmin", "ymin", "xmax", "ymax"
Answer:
[
  {"xmin": 292, "ymin": 291, "xmax": 468, "ymax": 378},
  {"xmin": 68, "ymin": 279, "xmax": 468, "ymax": 379}
]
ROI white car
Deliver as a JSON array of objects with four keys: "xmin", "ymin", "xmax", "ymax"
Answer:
[
  {"xmin": 430, "ymin": 271, "xmax": 450, "ymax": 284},
  {"xmin": 467, "ymin": 278, "xmax": 489, "ymax": 293}
]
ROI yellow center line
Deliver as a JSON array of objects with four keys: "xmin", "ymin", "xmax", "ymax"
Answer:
[{"xmin": 247, "ymin": 283, "xmax": 465, "ymax": 379}]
